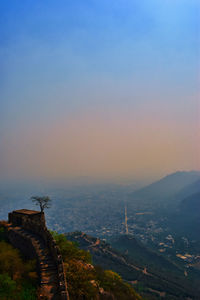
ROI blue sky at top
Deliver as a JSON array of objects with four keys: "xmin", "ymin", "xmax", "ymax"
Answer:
[{"xmin": 0, "ymin": 0, "xmax": 199, "ymax": 181}]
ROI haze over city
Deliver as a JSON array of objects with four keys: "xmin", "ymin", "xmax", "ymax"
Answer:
[{"xmin": 1, "ymin": 0, "xmax": 199, "ymax": 184}]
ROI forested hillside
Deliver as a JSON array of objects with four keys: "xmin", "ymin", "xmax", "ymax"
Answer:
[
  {"xmin": 0, "ymin": 222, "xmax": 142, "ymax": 300},
  {"xmin": 0, "ymin": 226, "xmax": 38, "ymax": 299}
]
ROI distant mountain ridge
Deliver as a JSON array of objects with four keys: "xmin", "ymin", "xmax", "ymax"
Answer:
[
  {"xmin": 168, "ymin": 192, "xmax": 200, "ymax": 240},
  {"xmin": 176, "ymin": 179, "xmax": 200, "ymax": 201},
  {"xmin": 180, "ymin": 192, "xmax": 200, "ymax": 214},
  {"xmin": 128, "ymin": 171, "xmax": 200, "ymax": 210}
]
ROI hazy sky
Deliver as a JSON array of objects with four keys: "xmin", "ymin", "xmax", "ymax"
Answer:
[{"xmin": 0, "ymin": 0, "xmax": 200, "ymax": 183}]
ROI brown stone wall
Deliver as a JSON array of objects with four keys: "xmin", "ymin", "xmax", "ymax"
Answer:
[
  {"xmin": 3, "ymin": 211, "xmax": 69, "ymax": 300},
  {"xmin": 41, "ymin": 227, "xmax": 69, "ymax": 298},
  {"xmin": 8, "ymin": 212, "xmax": 46, "ymax": 235},
  {"xmin": 7, "ymin": 228, "xmax": 37, "ymax": 259}
]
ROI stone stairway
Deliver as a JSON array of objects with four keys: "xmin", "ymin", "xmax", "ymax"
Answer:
[{"xmin": 12, "ymin": 226, "xmax": 61, "ymax": 299}]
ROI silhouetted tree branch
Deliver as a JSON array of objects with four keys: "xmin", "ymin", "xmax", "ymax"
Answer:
[{"xmin": 31, "ymin": 196, "xmax": 51, "ymax": 213}]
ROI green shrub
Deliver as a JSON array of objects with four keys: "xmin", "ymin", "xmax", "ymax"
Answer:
[
  {"xmin": 50, "ymin": 231, "xmax": 92, "ymax": 263},
  {"xmin": 0, "ymin": 240, "xmax": 37, "ymax": 299},
  {"xmin": 50, "ymin": 231, "xmax": 142, "ymax": 300},
  {"xmin": 0, "ymin": 273, "xmax": 17, "ymax": 299}
]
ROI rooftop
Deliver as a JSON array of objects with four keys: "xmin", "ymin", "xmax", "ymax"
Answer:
[{"xmin": 13, "ymin": 209, "xmax": 41, "ymax": 215}]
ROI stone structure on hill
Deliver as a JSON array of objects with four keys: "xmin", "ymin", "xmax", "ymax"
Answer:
[{"xmin": 3, "ymin": 209, "xmax": 69, "ymax": 300}]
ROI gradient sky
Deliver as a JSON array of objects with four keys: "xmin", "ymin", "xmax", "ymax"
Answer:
[{"xmin": 0, "ymin": 0, "xmax": 200, "ymax": 183}]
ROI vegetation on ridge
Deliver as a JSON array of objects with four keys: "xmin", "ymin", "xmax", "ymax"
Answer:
[
  {"xmin": 51, "ymin": 230, "xmax": 142, "ymax": 300},
  {"xmin": 0, "ymin": 222, "xmax": 142, "ymax": 300},
  {"xmin": 0, "ymin": 226, "xmax": 38, "ymax": 300}
]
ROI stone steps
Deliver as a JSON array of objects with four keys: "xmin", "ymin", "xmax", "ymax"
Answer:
[
  {"xmin": 12, "ymin": 226, "xmax": 60, "ymax": 299},
  {"xmin": 40, "ymin": 261, "xmax": 57, "ymax": 267}
]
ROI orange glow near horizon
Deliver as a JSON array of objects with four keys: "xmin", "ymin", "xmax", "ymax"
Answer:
[{"xmin": 1, "ymin": 109, "xmax": 199, "ymax": 182}]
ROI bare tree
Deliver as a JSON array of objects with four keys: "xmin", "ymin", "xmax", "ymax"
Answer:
[{"xmin": 31, "ymin": 196, "xmax": 51, "ymax": 213}]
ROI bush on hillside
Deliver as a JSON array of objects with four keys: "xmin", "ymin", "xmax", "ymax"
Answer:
[
  {"xmin": 51, "ymin": 231, "xmax": 142, "ymax": 300},
  {"xmin": 0, "ymin": 226, "xmax": 38, "ymax": 300}
]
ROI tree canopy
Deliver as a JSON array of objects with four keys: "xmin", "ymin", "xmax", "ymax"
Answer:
[{"xmin": 31, "ymin": 196, "xmax": 51, "ymax": 212}]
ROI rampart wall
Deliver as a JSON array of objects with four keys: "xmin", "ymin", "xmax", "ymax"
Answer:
[
  {"xmin": 40, "ymin": 226, "xmax": 68, "ymax": 298},
  {"xmin": 1, "ymin": 210, "xmax": 69, "ymax": 300}
]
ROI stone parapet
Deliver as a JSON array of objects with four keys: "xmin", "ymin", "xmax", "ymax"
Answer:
[
  {"xmin": 1, "ymin": 210, "xmax": 69, "ymax": 300},
  {"xmin": 40, "ymin": 227, "xmax": 69, "ymax": 299}
]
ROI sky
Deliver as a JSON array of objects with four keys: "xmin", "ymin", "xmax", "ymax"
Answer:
[{"xmin": 0, "ymin": 0, "xmax": 200, "ymax": 183}]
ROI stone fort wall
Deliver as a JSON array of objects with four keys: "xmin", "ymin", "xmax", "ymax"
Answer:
[{"xmin": 1, "ymin": 210, "xmax": 69, "ymax": 300}]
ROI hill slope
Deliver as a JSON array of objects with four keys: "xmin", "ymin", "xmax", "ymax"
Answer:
[
  {"xmin": 180, "ymin": 192, "xmax": 200, "ymax": 215},
  {"xmin": 128, "ymin": 171, "xmax": 200, "ymax": 210},
  {"xmin": 66, "ymin": 232, "xmax": 200, "ymax": 300},
  {"xmin": 176, "ymin": 179, "xmax": 200, "ymax": 201},
  {"xmin": 167, "ymin": 192, "xmax": 200, "ymax": 240}
]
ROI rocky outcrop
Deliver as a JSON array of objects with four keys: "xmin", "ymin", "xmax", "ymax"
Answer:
[{"xmin": 2, "ymin": 209, "xmax": 69, "ymax": 300}]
